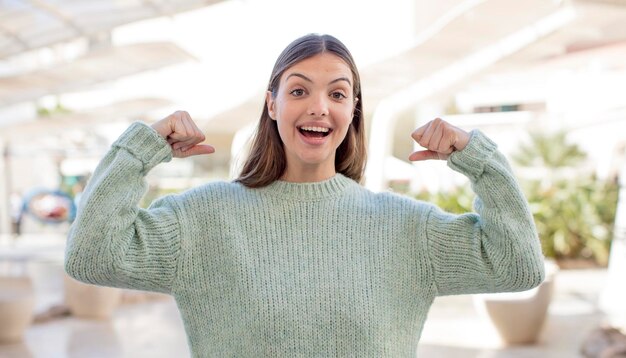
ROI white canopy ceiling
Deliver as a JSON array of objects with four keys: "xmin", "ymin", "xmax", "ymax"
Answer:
[
  {"xmin": 0, "ymin": 42, "xmax": 195, "ymax": 106},
  {"xmin": 0, "ymin": 0, "xmax": 224, "ymax": 60},
  {"xmin": 203, "ymin": 0, "xmax": 626, "ymax": 133},
  {"xmin": 1, "ymin": 0, "xmax": 626, "ymax": 135}
]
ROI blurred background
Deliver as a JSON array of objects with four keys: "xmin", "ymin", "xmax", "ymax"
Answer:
[{"xmin": 0, "ymin": 0, "xmax": 625, "ymax": 357}]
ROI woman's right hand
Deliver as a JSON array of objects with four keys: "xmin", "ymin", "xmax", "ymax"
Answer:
[{"xmin": 151, "ymin": 111, "xmax": 215, "ymax": 158}]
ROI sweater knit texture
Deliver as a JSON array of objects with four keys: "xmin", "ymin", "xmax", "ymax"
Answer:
[{"xmin": 65, "ymin": 122, "xmax": 545, "ymax": 357}]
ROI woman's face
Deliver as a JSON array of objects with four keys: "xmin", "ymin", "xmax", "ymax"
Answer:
[{"xmin": 266, "ymin": 53, "xmax": 356, "ymax": 182}]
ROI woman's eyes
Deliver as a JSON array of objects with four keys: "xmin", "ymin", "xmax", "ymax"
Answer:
[
  {"xmin": 288, "ymin": 88, "xmax": 348, "ymax": 100},
  {"xmin": 331, "ymin": 91, "xmax": 347, "ymax": 100}
]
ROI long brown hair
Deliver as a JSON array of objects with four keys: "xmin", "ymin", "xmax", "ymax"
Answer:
[{"xmin": 236, "ymin": 34, "xmax": 366, "ymax": 188}]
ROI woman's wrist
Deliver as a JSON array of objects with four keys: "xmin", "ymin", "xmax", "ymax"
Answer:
[
  {"xmin": 151, "ymin": 118, "xmax": 172, "ymax": 139},
  {"xmin": 453, "ymin": 127, "xmax": 471, "ymax": 152}
]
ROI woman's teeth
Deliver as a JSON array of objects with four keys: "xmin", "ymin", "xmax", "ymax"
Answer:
[
  {"xmin": 300, "ymin": 126, "xmax": 329, "ymax": 133},
  {"xmin": 299, "ymin": 126, "xmax": 332, "ymax": 138}
]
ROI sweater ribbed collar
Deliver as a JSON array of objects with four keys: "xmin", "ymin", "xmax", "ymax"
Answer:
[{"xmin": 261, "ymin": 173, "xmax": 355, "ymax": 201}]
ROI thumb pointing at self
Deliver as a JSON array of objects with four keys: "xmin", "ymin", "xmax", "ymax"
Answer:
[{"xmin": 173, "ymin": 144, "xmax": 215, "ymax": 158}]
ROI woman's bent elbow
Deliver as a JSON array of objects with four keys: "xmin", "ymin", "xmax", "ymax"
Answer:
[
  {"xmin": 526, "ymin": 262, "xmax": 546, "ymax": 290},
  {"xmin": 509, "ymin": 258, "xmax": 546, "ymax": 292},
  {"xmin": 64, "ymin": 237, "xmax": 113, "ymax": 285},
  {"xmin": 64, "ymin": 249, "xmax": 89, "ymax": 284}
]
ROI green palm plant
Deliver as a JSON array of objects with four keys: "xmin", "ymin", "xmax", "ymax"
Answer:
[
  {"xmin": 513, "ymin": 131, "xmax": 617, "ymax": 266},
  {"xmin": 524, "ymin": 175, "xmax": 617, "ymax": 266},
  {"xmin": 414, "ymin": 185, "xmax": 474, "ymax": 214},
  {"xmin": 512, "ymin": 131, "xmax": 587, "ymax": 168}
]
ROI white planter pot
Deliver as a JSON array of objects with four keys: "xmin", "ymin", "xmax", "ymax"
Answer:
[
  {"xmin": 64, "ymin": 275, "xmax": 121, "ymax": 319},
  {"xmin": 473, "ymin": 260, "xmax": 559, "ymax": 345},
  {"xmin": 0, "ymin": 276, "xmax": 35, "ymax": 343}
]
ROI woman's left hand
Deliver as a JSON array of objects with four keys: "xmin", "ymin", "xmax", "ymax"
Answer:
[{"xmin": 409, "ymin": 118, "xmax": 470, "ymax": 161}]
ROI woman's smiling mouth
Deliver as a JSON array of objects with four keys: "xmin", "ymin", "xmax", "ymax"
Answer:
[{"xmin": 298, "ymin": 126, "xmax": 333, "ymax": 138}]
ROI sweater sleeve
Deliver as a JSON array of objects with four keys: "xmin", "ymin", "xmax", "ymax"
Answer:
[
  {"xmin": 64, "ymin": 122, "xmax": 181, "ymax": 294},
  {"xmin": 425, "ymin": 130, "xmax": 545, "ymax": 296}
]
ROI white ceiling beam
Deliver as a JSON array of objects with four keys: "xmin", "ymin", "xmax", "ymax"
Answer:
[{"xmin": 26, "ymin": 0, "xmax": 84, "ymax": 37}]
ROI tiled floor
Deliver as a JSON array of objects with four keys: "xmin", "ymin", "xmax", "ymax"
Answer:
[{"xmin": 0, "ymin": 260, "xmax": 611, "ymax": 358}]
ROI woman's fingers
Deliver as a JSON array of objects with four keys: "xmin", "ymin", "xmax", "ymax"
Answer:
[
  {"xmin": 153, "ymin": 110, "xmax": 215, "ymax": 158},
  {"xmin": 430, "ymin": 121, "xmax": 445, "ymax": 152},
  {"xmin": 437, "ymin": 133, "xmax": 456, "ymax": 154},
  {"xmin": 410, "ymin": 118, "xmax": 469, "ymax": 161},
  {"xmin": 411, "ymin": 123, "xmax": 426, "ymax": 142},
  {"xmin": 412, "ymin": 118, "xmax": 441, "ymax": 148},
  {"xmin": 418, "ymin": 120, "xmax": 435, "ymax": 148},
  {"xmin": 411, "ymin": 118, "xmax": 442, "ymax": 150},
  {"xmin": 179, "ymin": 113, "xmax": 194, "ymax": 138}
]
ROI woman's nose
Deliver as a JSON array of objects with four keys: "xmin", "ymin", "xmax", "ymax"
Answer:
[{"xmin": 307, "ymin": 94, "xmax": 329, "ymax": 117}]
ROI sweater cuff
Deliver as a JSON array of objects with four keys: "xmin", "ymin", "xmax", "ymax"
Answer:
[
  {"xmin": 447, "ymin": 130, "xmax": 497, "ymax": 180},
  {"xmin": 112, "ymin": 121, "xmax": 173, "ymax": 171}
]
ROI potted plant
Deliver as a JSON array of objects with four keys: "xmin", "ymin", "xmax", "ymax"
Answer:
[
  {"xmin": 64, "ymin": 275, "xmax": 122, "ymax": 319},
  {"xmin": 0, "ymin": 276, "xmax": 35, "ymax": 343},
  {"xmin": 472, "ymin": 260, "xmax": 559, "ymax": 345}
]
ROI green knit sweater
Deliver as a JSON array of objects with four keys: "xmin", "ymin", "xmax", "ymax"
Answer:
[{"xmin": 65, "ymin": 122, "xmax": 545, "ymax": 357}]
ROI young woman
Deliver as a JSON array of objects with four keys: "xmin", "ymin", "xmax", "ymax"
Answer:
[{"xmin": 65, "ymin": 34, "xmax": 545, "ymax": 357}]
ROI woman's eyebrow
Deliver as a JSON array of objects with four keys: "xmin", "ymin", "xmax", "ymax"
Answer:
[
  {"xmin": 329, "ymin": 77, "xmax": 352, "ymax": 86},
  {"xmin": 286, "ymin": 73, "xmax": 312, "ymax": 83},
  {"xmin": 286, "ymin": 73, "xmax": 352, "ymax": 86}
]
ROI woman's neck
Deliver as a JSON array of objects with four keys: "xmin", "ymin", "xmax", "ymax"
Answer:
[{"xmin": 280, "ymin": 164, "xmax": 336, "ymax": 183}]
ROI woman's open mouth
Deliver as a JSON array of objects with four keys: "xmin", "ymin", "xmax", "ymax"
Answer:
[{"xmin": 298, "ymin": 126, "xmax": 333, "ymax": 138}]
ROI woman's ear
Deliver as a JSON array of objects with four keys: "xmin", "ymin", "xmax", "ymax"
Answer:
[{"xmin": 266, "ymin": 91, "xmax": 276, "ymax": 120}]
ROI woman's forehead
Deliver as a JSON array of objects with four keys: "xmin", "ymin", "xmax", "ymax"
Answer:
[{"xmin": 283, "ymin": 53, "xmax": 353, "ymax": 82}]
